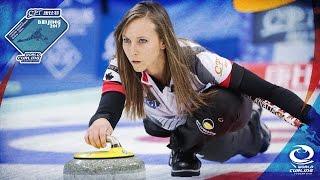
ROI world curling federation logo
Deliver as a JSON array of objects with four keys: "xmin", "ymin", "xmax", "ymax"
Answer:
[{"xmin": 289, "ymin": 145, "xmax": 314, "ymax": 175}]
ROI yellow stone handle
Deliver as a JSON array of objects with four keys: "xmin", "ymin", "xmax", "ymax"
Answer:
[{"xmin": 106, "ymin": 136, "xmax": 122, "ymax": 148}]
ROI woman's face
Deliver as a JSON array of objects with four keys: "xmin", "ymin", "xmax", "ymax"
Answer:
[{"xmin": 122, "ymin": 17, "xmax": 165, "ymax": 73}]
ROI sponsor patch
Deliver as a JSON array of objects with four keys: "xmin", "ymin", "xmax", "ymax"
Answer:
[
  {"xmin": 202, "ymin": 118, "xmax": 214, "ymax": 130},
  {"xmin": 196, "ymin": 119, "xmax": 216, "ymax": 136}
]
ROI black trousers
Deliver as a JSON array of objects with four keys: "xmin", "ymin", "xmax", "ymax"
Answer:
[{"xmin": 143, "ymin": 87, "xmax": 263, "ymax": 162}]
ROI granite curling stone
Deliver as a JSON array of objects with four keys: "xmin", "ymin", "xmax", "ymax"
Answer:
[{"xmin": 63, "ymin": 136, "xmax": 145, "ymax": 179}]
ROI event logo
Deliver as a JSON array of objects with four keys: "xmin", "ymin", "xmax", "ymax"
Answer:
[
  {"xmin": 5, "ymin": 8, "xmax": 69, "ymax": 64},
  {"xmin": 289, "ymin": 145, "xmax": 314, "ymax": 175}
]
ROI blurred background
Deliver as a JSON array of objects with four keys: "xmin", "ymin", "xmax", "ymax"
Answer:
[
  {"xmin": 1, "ymin": 0, "xmax": 319, "ymax": 179},
  {"xmin": 0, "ymin": 0, "xmax": 316, "ymax": 97}
]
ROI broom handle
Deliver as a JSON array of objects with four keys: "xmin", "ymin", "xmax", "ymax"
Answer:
[{"xmin": 249, "ymin": 96, "xmax": 304, "ymax": 128}]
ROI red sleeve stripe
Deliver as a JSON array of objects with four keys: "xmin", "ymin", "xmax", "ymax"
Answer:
[
  {"xmin": 219, "ymin": 73, "xmax": 231, "ymax": 88},
  {"xmin": 219, "ymin": 61, "xmax": 233, "ymax": 88},
  {"xmin": 102, "ymin": 81, "xmax": 125, "ymax": 94}
]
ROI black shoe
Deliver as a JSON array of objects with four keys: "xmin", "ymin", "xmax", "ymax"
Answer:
[
  {"xmin": 242, "ymin": 104, "xmax": 271, "ymax": 158},
  {"xmin": 169, "ymin": 150, "xmax": 201, "ymax": 177}
]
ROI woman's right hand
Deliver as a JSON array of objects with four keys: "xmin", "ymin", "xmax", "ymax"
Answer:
[{"xmin": 84, "ymin": 118, "xmax": 113, "ymax": 149}]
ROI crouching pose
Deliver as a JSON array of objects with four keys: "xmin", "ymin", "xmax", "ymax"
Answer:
[{"xmin": 84, "ymin": 1, "xmax": 320, "ymax": 177}]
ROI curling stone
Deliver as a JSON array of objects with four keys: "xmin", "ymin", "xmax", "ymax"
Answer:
[{"xmin": 63, "ymin": 136, "xmax": 145, "ymax": 179}]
